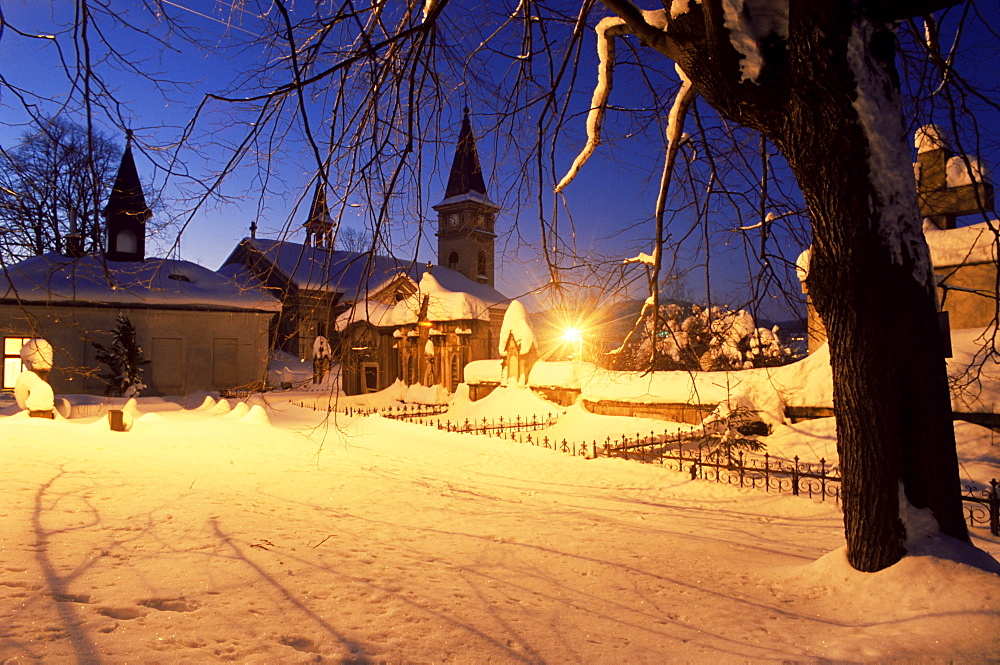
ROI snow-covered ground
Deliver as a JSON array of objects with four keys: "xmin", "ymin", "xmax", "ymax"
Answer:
[{"xmin": 2, "ymin": 387, "xmax": 998, "ymax": 663}]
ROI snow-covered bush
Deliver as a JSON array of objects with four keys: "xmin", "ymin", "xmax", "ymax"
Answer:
[
  {"xmin": 618, "ymin": 303, "xmax": 793, "ymax": 371},
  {"xmin": 691, "ymin": 405, "xmax": 767, "ymax": 464},
  {"xmin": 92, "ymin": 313, "xmax": 149, "ymax": 397}
]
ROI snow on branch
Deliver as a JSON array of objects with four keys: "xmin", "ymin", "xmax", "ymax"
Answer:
[
  {"xmin": 555, "ymin": 9, "xmax": 669, "ymax": 193},
  {"xmin": 623, "ymin": 252, "xmax": 656, "ymax": 265},
  {"xmin": 554, "ymin": 17, "xmax": 627, "ymax": 194}
]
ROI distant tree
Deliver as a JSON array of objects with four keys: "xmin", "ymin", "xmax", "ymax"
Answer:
[
  {"xmin": 92, "ymin": 313, "xmax": 149, "ymax": 397},
  {"xmin": 335, "ymin": 226, "xmax": 372, "ymax": 253},
  {"xmin": 0, "ymin": 117, "xmax": 120, "ymax": 262}
]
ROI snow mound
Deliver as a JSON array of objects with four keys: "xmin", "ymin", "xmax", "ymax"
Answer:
[
  {"xmin": 528, "ymin": 361, "xmax": 597, "ymax": 389},
  {"xmin": 444, "ymin": 384, "xmax": 563, "ymax": 425},
  {"xmin": 211, "ymin": 399, "xmax": 233, "ymax": 414},
  {"xmin": 224, "ymin": 402, "xmax": 250, "ymax": 419},
  {"xmin": 194, "ymin": 395, "xmax": 217, "ymax": 410},
  {"xmin": 464, "ymin": 359, "xmax": 501, "ymax": 384},
  {"xmin": 243, "ymin": 404, "xmax": 271, "ymax": 426},
  {"xmin": 403, "ymin": 383, "xmax": 449, "ymax": 405}
]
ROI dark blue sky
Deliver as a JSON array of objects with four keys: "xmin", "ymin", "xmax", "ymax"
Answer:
[{"xmin": 2, "ymin": 1, "xmax": 997, "ymax": 322}]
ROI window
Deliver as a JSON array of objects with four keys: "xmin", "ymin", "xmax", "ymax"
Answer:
[
  {"xmin": 116, "ymin": 229, "xmax": 138, "ymax": 254},
  {"xmin": 316, "ymin": 321, "xmax": 327, "ymax": 338},
  {"xmin": 448, "ymin": 251, "xmax": 459, "ymax": 271},
  {"xmin": 450, "ymin": 354, "xmax": 461, "ymax": 387},
  {"xmin": 477, "ymin": 251, "xmax": 487, "ymax": 278},
  {"xmin": 3, "ymin": 337, "xmax": 31, "ymax": 390}
]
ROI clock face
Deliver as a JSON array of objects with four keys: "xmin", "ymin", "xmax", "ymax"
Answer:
[
  {"xmin": 473, "ymin": 213, "xmax": 486, "ymax": 228},
  {"xmin": 446, "ymin": 213, "xmax": 459, "ymax": 228}
]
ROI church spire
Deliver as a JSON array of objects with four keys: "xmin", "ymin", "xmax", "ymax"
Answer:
[
  {"xmin": 303, "ymin": 181, "xmax": 334, "ymax": 248},
  {"xmin": 433, "ymin": 107, "xmax": 500, "ymax": 287},
  {"xmin": 444, "ymin": 107, "xmax": 488, "ymax": 199},
  {"xmin": 104, "ymin": 131, "xmax": 151, "ymax": 262}
]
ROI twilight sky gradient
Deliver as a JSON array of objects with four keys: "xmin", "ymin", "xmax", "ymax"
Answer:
[{"xmin": 2, "ymin": 1, "xmax": 998, "ymax": 321}]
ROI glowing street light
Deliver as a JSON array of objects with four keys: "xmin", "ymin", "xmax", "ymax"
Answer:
[{"xmin": 563, "ymin": 327, "xmax": 583, "ymax": 361}]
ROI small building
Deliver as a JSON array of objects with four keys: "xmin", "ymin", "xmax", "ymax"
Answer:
[
  {"xmin": 0, "ymin": 135, "xmax": 280, "ymax": 396},
  {"xmin": 220, "ymin": 107, "xmax": 510, "ymax": 395}
]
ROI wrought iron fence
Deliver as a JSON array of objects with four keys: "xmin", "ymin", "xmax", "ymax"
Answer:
[
  {"xmin": 962, "ymin": 479, "xmax": 1000, "ymax": 536},
  {"xmin": 521, "ymin": 432, "xmax": 842, "ymax": 503},
  {"xmin": 289, "ymin": 400, "xmax": 449, "ymax": 419},
  {"xmin": 435, "ymin": 413, "xmax": 559, "ymax": 435}
]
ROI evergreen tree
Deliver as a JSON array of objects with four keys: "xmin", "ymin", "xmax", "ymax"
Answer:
[{"xmin": 92, "ymin": 313, "xmax": 149, "ymax": 397}]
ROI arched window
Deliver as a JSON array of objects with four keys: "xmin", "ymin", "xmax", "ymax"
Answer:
[
  {"xmin": 448, "ymin": 251, "xmax": 459, "ymax": 271},
  {"xmin": 477, "ymin": 251, "xmax": 487, "ymax": 278}
]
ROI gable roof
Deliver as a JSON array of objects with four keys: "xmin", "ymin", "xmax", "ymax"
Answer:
[
  {"xmin": 336, "ymin": 270, "xmax": 508, "ymax": 331},
  {"xmin": 221, "ymin": 237, "xmax": 509, "ymax": 305},
  {"xmin": 0, "ymin": 253, "xmax": 280, "ymax": 312}
]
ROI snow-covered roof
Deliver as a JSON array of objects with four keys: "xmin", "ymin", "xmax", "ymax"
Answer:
[
  {"xmin": 0, "ymin": 253, "xmax": 281, "ymax": 312},
  {"xmin": 498, "ymin": 299, "xmax": 534, "ymax": 356},
  {"xmin": 224, "ymin": 238, "xmax": 509, "ymax": 306},
  {"xmin": 336, "ymin": 269, "xmax": 507, "ymax": 330},
  {"xmin": 224, "ymin": 238, "xmax": 412, "ymax": 298}
]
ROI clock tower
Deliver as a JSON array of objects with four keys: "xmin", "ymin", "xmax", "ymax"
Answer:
[{"xmin": 433, "ymin": 107, "xmax": 499, "ymax": 286}]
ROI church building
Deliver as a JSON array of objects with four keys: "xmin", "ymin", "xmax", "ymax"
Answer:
[{"xmin": 220, "ymin": 108, "xmax": 509, "ymax": 395}]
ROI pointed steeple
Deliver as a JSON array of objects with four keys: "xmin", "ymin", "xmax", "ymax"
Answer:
[
  {"xmin": 444, "ymin": 107, "xmax": 488, "ymax": 199},
  {"xmin": 303, "ymin": 181, "xmax": 335, "ymax": 248},
  {"xmin": 103, "ymin": 131, "xmax": 151, "ymax": 262},
  {"xmin": 433, "ymin": 108, "xmax": 500, "ymax": 287}
]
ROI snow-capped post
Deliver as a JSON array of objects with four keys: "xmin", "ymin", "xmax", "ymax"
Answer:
[
  {"xmin": 590, "ymin": 0, "xmax": 971, "ymax": 572},
  {"xmin": 312, "ymin": 335, "xmax": 332, "ymax": 385},
  {"xmin": 15, "ymin": 339, "xmax": 55, "ymax": 419},
  {"xmin": 498, "ymin": 300, "xmax": 537, "ymax": 386}
]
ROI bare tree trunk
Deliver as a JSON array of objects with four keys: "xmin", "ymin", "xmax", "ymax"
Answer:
[{"xmin": 779, "ymin": 14, "xmax": 968, "ymax": 571}]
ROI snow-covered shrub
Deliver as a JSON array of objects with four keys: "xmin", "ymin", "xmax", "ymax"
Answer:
[
  {"xmin": 692, "ymin": 405, "xmax": 767, "ymax": 465},
  {"xmin": 92, "ymin": 313, "xmax": 149, "ymax": 397},
  {"xmin": 618, "ymin": 303, "xmax": 793, "ymax": 371}
]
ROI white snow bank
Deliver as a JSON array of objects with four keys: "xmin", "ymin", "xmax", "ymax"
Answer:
[
  {"xmin": 581, "ymin": 344, "xmax": 833, "ymax": 424},
  {"xmin": 527, "ymin": 361, "xmax": 597, "ymax": 389},
  {"xmin": 443, "ymin": 384, "xmax": 564, "ymax": 425},
  {"xmin": 403, "ymin": 382, "xmax": 449, "ymax": 405}
]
